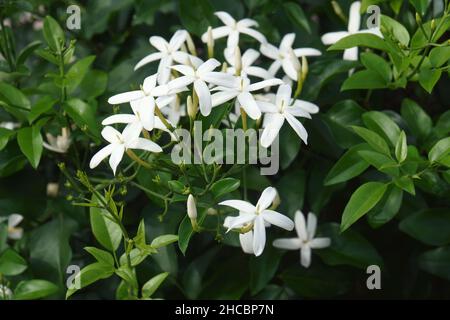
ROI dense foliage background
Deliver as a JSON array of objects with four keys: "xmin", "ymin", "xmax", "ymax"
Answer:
[{"xmin": 0, "ymin": 0, "xmax": 449, "ymax": 300}]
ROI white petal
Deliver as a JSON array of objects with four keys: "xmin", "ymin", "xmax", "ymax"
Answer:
[
  {"xmin": 261, "ymin": 210, "xmax": 294, "ymax": 231},
  {"xmin": 131, "ymin": 96, "xmax": 155, "ymax": 131},
  {"xmin": 240, "ymin": 27, "xmax": 266, "ymax": 44},
  {"xmin": 143, "ymin": 74, "xmax": 158, "ymax": 93},
  {"xmin": 201, "ymin": 26, "xmax": 231, "ymax": 42},
  {"xmin": 152, "ymin": 84, "xmax": 171, "ymax": 97},
  {"xmin": 241, "ymin": 48, "xmax": 259, "ymax": 67},
  {"xmin": 171, "ymin": 51, "xmax": 191, "ymax": 64},
  {"xmin": 215, "ymin": 11, "xmax": 236, "ymax": 26},
  {"xmin": 219, "ymin": 200, "xmax": 256, "ymax": 214},
  {"xmin": 128, "ymin": 138, "xmax": 162, "ymax": 153},
  {"xmin": 237, "ymin": 91, "xmax": 261, "ymax": 120},
  {"xmin": 273, "ymin": 238, "xmax": 302, "ymax": 250},
  {"xmin": 245, "ymin": 66, "xmax": 270, "ymax": 80},
  {"xmin": 169, "ymin": 30, "xmax": 187, "ymax": 50},
  {"xmin": 260, "ymin": 43, "xmax": 279, "ymax": 60},
  {"xmin": 197, "ymin": 58, "xmax": 220, "ymax": 75},
  {"xmin": 8, "ymin": 214, "xmax": 23, "ymax": 228},
  {"xmin": 237, "ymin": 18, "xmax": 258, "ymax": 28},
  {"xmin": 171, "ymin": 64, "xmax": 195, "ymax": 77},
  {"xmin": 101, "ymin": 126, "xmax": 122, "ymax": 144},
  {"xmin": 253, "ymin": 216, "xmax": 266, "ymax": 257},
  {"xmin": 300, "ymin": 246, "xmax": 311, "ymax": 268},
  {"xmin": 109, "ymin": 145, "xmax": 125, "ymax": 175},
  {"xmin": 293, "ymin": 48, "xmax": 322, "ymax": 57},
  {"xmin": 260, "ymin": 113, "xmax": 284, "ymax": 148},
  {"xmin": 285, "ymin": 112, "xmax": 308, "ymax": 144},
  {"xmin": 89, "ymin": 144, "xmax": 115, "ymax": 169},
  {"xmin": 276, "ymin": 84, "xmax": 292, "ymax": 107},
  {"xmin": 294, "ymin": 210, "xmax": 307, "ymax": 241},
  {"xmin": 122, "ymin": 121, "xmax": 143, "ymax": 143},
  {"xmin": 108, "ymin": 91, "xmax": 144, "ymax": 105},
  {"xmin": 8, "ymin": 228, "xmax": 23, "ymax": 240},
  {"xmin": 194, "ymin": 79, "xmax": 212, "ymax": 116},
  {"xmin": 343, "ymin": 47, "xmax": 358, "ymax": 61},
  {"xmin": 248, "ymin": 78, "xmax": 283, "ymax": 92},
  {"xmin": 240, "ymin": 231, "xmax": 254, "ymax": 254},
  {"xmin": 293, "ymin": 100, "xmax": 320, "ymax": 114},
  {"xmin": 256, "ymin": 187, "xmax": 277, "ymax": 211},
  {"xmin": 156, "ymin": 95, "xmax": 175, "ymax": 108},
  {"xmin": 306, "ymin": 212, "xmax": 317, "ymax": 240},
  {"xmin": 224, "ymin": 213, "xmax": 256, "ymax": 231},
  {"xmin": 134, "ymin": 52, "xmax": 164, "ymax": 70},
  {"xmin": 321, "ymin": 31, "xmax": 349, "ymax": 45},
  {"xmin": 168, "ymin": 75, "xmax": 194, "ymax": 90},
  {"xmin": 256, "ymin": 101, "xmax": 277, "ymax": 113},
  {"xmin": 102, "ymin": 114, "xmax": 136, "ymax": 126},
  {"xmin": 280, "ymin": 33, "xmax": 295, "ymax": 52},
  {"xmin": 287, "ymin": 107, "xmax": 311, "ymax": 119},
  {"xmin": 348, "ymin": 1, "xmax": 361, "ymax": 33},
  {"xmin": 268, "ymin": 60, "xmax": 282, "ymax": 77},
  {"xmin": 202, "ymin": 72, "xmax": 236, "ymax": 88},
  {"xmin": 157, "ymin": 56, "xmax": 173, "ymax": 85},
  {"xmin": 309, "ymin": 238, "xmax": 331, "ymax": 249},
  {"xmin": 150, "ymin": 36, "xmax": 169, "ymax": 52},
  {"xmin": 282, "ymin": 58, "xmax": 299, "ymax": 81},
  {"xmin": 211, "ymin": 90, "xmax": 239, "ymax": 107},
  {"xmin": 227, "ymin": 30, "xmax": 240, "ymax": 49}
]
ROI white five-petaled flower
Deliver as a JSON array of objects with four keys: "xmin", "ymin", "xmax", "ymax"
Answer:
[
  {"xmin": 211, "ymin": 76, "xmax": 283, "ymax": 120},
  {"xmin": 43, "ymin": 127, "xmax": 71, "ymax": 153},
  {"xmin": 0, "ymin": 284, "xmax": 13, "ymax": 300},
  {"xmin": 168, "ymin": 58, "xmax": 236, "ymax": 116},
  {"xmin": 258, "ymin": 84, "xmax": 319, "ymax": 147},
  {"xmin": 224, "ymin": 48, "xmax": 272, "ymax": 79},
  {"xmin": 134, "ymin": 30, "xmax": 193, "ymax": 84},
  {"xmin": 220, "ymin": 187, "xmax": 294, "ymax": 257},
  {"xmin": 201, "ymin": 11, "xmax": 266, "ymax": 49},
  {"xmin": 273, "ymin": 210, "xmax": 330, "ymax": 268},
  {"xmin": 321, "ymin": 1, "xmax": 383, "ymax": 61},
  {"xmin": 108, "ymin": 74, "xmax": 172, "ymax": 130},
  {"xmin": 260, "ymin": 33, "xmax": 321, "ymax": 81},
  {"xmin": 89, "ymin": 125, "xmax": 162, "ymax": 175},
  {"xmin": 7, "ymin": 213, "xmax": 24, "ymax": 240}
]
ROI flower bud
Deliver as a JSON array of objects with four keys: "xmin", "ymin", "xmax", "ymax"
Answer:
[
  {"xmin": 207, "ymin": 26, "xmax": 214, "ymax": 58},
  {"xmin": 187, "ymin": 95, "xmax": 197, "ymax": 120},
  {"xmin": 187, "ymin": 194, "xmax": 197, "ymax": 220},
  {"xmin": 301, "ymin": 56, "xmax": 308, "ymax": 82},
  {"xmin": 415, "ymin": 12, "xmax": 422, "ymax": 25},
  {"xmin": 430, "ymin": 19, "xmax": 436, "ymax": 32},
  {"xmin": 186, "ymin": 32, "xmax": 197, "ymax": 56},
  {"xmin": 46, "ymin": 182, "xmax": 59, "ymax": 197},
  {"xmin": 331, "ymin": 1, "xmax": 346, "ymax": 22},
  {"xmin": 234, "ymin": 46, "xmax": 242, "ymax": 76}
]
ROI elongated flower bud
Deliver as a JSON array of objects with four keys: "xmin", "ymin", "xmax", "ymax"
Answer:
[
  {"xmin": 234, "ymin": 46, "xmax": 242, "ymax": 76},
  {"xmin": 187, "ymin": 95, "xmax": 197, "ymax": 120},
  {"xmin": 301, "ymin": 56, "xmax": 308, "ymax": 82},
  {"xmin": 187, "ymin": 194, "xmax": 197, "ymax": 220},
  {"xmin": 186, "ymin": 32, "xmax": 197, "ymax": 56},
  {"xmin": 331, "ymin": 1, "xmax": 346, "ymax": 22},
  {"xmin": 207, "ymin": 27, "xmax": 214, "ymax": 58}
]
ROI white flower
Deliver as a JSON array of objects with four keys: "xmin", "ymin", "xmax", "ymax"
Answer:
[
  {"xmin": 7, "ymin": 213, "xmax": 24, "ymax": 240},
  {"xmin": 89, "ymin": 125, "xmax": 162, "ymax": 175},
  {"xmin": 273, "ymin": 210, "xmax": 330, "ymax": 268},
  {"xmin": 211, "ymin": 76, "xmax": 283, "ymax": 120},
  {"xmin": 321, "ymin": 1, "xmax": 383, "ymax": 61},
  {"xmin": 258, "ymin": 84, "xmax": 318, "ymax": 147},
  {"xmin": 160, "ymin": 95, "xmax": 186, "ymax": 126},
  {"xmin": 224, "ymin": 48, "xmax": 271, "ymax": 79},
  {"xmin": 168, "ymin": 58, "xmax": 236, "ymax": 116},
  {"xmin": 134, "ymin": 30, "xmax": 193, "ymax": 84},
  {"xmin": 0, "ymin": 284, "xmax": 13, "ymax": 300},
  {"xmin": 0, "ymin": 122, "xmax": 20, "ymax": 130},
  {"xmin": 201, "ymin": 11, "xmax": 266, "ymax": 49},
  {"xmin": 43, "ymin": 127, "xmax": 71, "ymax": 153},
  {"xmin": 107, "ymin": 74, "xmax": 172, "ymax": 130},
  {"xmin": 260, "ymin": 33, "xmax": 321, "ymax": 81},
  {"xmin": 187, "ymin": 194, "xmax": 197, "ymax": 220},
  {"xmin": 220, "ymin": 187, "xmax": 294, "ymax": 257}
]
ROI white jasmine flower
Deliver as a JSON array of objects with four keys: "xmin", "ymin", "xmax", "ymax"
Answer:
[
  {"xmin": 89, "ymin": 125, "xmax": 162, "ymax": 175},
  {"xmin": 168, "ymin": 59, "xmax": 236, "ymax": 116},
  {"xmin": 7, "ymin": 213, "xmax": 24, "ymax": 240},
  {"xmin": 211, "ymin": 76, "xmax": 283, "ymax": 120},
  {"xmin": 160, "ymin": 95, "xmax": 186, "ymax": 126},
  {"xmin": 259, "ymin": 84, "xmax": 318, "ymax": 147},
  {"xmin": 273, "ymin": 210, "xmax": 330, "ymax": 268},
  {"xmin": 134, "ymin": 30, "xmax": 192, "ymax": 84},
  {"xmin": 201, "ymin": 12, "xmax": 266, "ymax": 49},
  {"xmin": 0, "ymin": 284, "xmax": 13, "ymax": 300},
  {"xmin": 43, "ymin": 127, "xmax": 71, "ymax": 153},
  {"xmin": 321, "ymin": 1, "xmax": 383, "ymax": 61},
  {"xmin": 187, "ymin": 194, "xmax": 197, "ymax": 220},
  {"xmin": 224, "ymin": 47, "xmax": 271, "ymax": 79},
  {"xmin": 260, "ymin": 33, "xmax": 321, "ymax": 81},
  {"xmin": 0, "ymin": 122, "xmax": 20, "ymax": 130},
  {"xmin": 220, "ymin": 187, "xmax": 294, "ymax": 257}
]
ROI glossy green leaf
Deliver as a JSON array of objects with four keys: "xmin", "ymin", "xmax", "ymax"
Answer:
[
  {"xmin": 362, "ymin": 111, "xmax": 401, "ymax": 147},
  {"xmin": 283, "ymin": 2, "xmax": 311, "ymax": 33},
  {"xmin": 401, "ymin": 98, "xmax": 432, "ymax": 140},
  {"xmin": 84, "ymin": 247, "xmax": 115, "ymax": 265},
  {"xmin": 395, "ymin": 131, "xmax": 407, "ymax": 163},
  {"xmin": 142, "ymin": 272, "xmax": 169, "ymax": 298},
  {"xmin": 14, "ymin": 280, "xmax": 58, "ymax": 300},
  {"xmin": 210, "ymin": 178, "xmax": 240, "ymax": 198},
  {"xmin": 367, "ymin": 185, "xmax": 403, "ymax": 228},
  {"xmin": 151, "ymin": 234, "xmax": 178, "ymax": 249},
  {"xmin": 90, "ymin": 195, "xmax": 122, "ymax": 252},
  {"xmin": 43, "ymin": 16, "xmax": 65, "ymax": 52},
  {"xmin": 17, "ymin": 126, "xmax": 43, "ymax": 169},
  {"xmin": 400, "ymin": 209, "xmax": 450, "ymax": 246},
  {"xmin": 66, "ymin": 262, "xmax": 114, "ymax": 299},
  {"xmin": 0, "ymin": 248, "xmax": 27, "ymax": 276},
  {"xmin": 351, "ymin": 126, "xmax": 391, "ymax": 155},
  {"xmin": 429, "ymin": 137, "xmax": 450, "ymax": 163},
  {"xmin": 342, "ymin": 70, "xmax": 387, "ymax": 90}
]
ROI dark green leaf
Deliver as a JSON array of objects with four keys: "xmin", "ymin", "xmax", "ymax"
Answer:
[{"xmin": 14, "ymin": 280, "xmax": 58, "ymax": 300}]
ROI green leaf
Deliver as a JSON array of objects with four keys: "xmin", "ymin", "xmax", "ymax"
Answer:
[
  {"xmin": 17, "ymin": 126, "xmax": 43, "ymax": 169},
  {"xmin": 351, "ymin": 126, "xmax": 391, "ymax": 155},
  {"xmin": 429, "ymin": 137, "xmax": 450, "ymax": 163},
  {"xmin": 401, "ymin": 98, "xmax": 432, "ymax": 140},
  {"xmin": 27, "ymin": 96, "xmax": 57, "ymax": 124},
  {"xmin": 410, "ymin": 0, "xmax": 431, "ymax": 16},
  {"xmin": 429, "ymin": 46, "xmax": 450, "ymax": 67},
  {"xmin": 329, "ymin": 33, "xmax": 390, "ymax": 52},
  {"xmin": 16, "ymin": 40, "xmax": 42, "ymax": 66},
  {"xmin": 380, "ymin": 15, "xmax": 410, "ymax": 46},
  {"xmin": 14, "ymin": 280, "xmax": 58, "ymax": 300},
  {"xmin": 419, "ymin": 247, "xmax": 450, "ymax": 281},
  {"xmin": 362, "ymin": 111, "xmax": 401, "ymax": 147},
  {"xmin": 179, "ymin": 0, "xmax": 214, "ymax": 36},
  {"xmin": 90, "ymin": 195, "xmax": 122, "ymax": 252},
  {"xmin": 400, "ymin": 209, "xmax": 450, "ymax": 246},
  {"xmin": 360, "ymin": 52, "xmax": 391, "ymax": 83},
  {"xmin": 84, "ymin": 247, "xmax": 115, "ymax": 265},
  {"xmin": 178, "ymin": 208, "xmax": 207, "ymax": 255},
  {"xmin": 0, "ymin": 128, "xmax": 15, "ymax": 151},
  {"xmin": 66, "ymin": 55, "xmax": 96, "ymax": 94},
  {"xmin": 151, "ymin": 234, "xmax": 178, "ymax": 249},
  {"xmin": 317, "ymin": 223, "xmax": 383, "ymax": 269},
  {"xmin": 394, "ymin": 176, "xmax": 416, "ymax": 195},
  {"xmin": 210, "ymin": 178, "xmax": 240, "ymax": 198},
  {"xmin": 249, "ymin": 247, "xmax": 282, "ymax": 295},
  {"xmin": 66, "ymin": 262, "xmax": 114, "ymax": 299},
  {"xmin": 341, "ymin": 182, "xmax": 388, "ymax": 231},
  {"xmin": 78, "ymin": 69, "xmax": 108, "ymax": 99},
  {"xmin": 141, "ymin": 272, "xmax": 169, "ymax": 299},
  {"xmin": 395, "ymin": 131, "xmax": 407, "ymax": 163},
  {"xmin": 342, "ymin": 70, "xmax": 388, "ymax": 90},
  {"xmin": 0, "ymin": 82, "xmax": 30, "ymax": 120},
  {"xmin": 43, "ymin": 16, "xmax": 65, "ymax": 52},
  {"xmin": 0, "ymin": 248, "xmax": 27, "ymax": 276},
  {"xmin": 419, "ymin": 66, "xmax": 441, "ymax": 93},
  {"xmin": 357, "ymin": 150, "xmax": 399, "ymax": 176},
  {"xmin": 324, "ymin": 144, "xmax": 370, "ymax": 185},
  {"xmin": 367, "ymin": 185, "xmax": 403, "ymax": 228},
  {"xmin": 64, "ymin": 98, "xmax": 100, "ymax": 138},
  {"xmin": 283, "ymin": 2, "xmax": 311, "ymax": 33}
]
